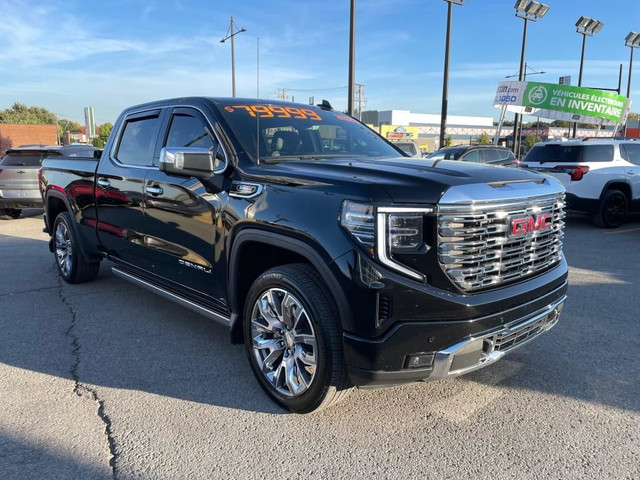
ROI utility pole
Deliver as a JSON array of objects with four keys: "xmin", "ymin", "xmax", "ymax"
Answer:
[
  {"xmin": 277, "ymin": 89, "xmax": 289, "ymax": 101},
  {"xmin": 347, "ymin": 0, "xmax": 356, "ymax": 116},
  {"xmin": 220, "ymin": 16, "xmax": 246, "ymax": 97},
  {"xmin": 355, "ymin": 83, "xmax": 367, "ymax": 120}
]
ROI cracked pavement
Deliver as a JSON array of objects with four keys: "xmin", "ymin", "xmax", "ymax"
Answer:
[{"xmin": 1, "ymin": 210, "xmax": 639, "ymax": 479}]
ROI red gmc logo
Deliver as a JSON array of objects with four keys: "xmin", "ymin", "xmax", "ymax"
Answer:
[{"xmin": 510, "ymin": 213, "xmax": 553, "ymax": 236}]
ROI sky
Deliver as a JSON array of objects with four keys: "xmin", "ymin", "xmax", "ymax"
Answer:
[{"xmin": 1, "ymin": 0, "xmax": 639, "ymax": 125}]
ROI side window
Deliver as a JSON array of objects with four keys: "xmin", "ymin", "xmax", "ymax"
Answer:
[
  {"xmin": 164, "ymin": 112, "xmax": 226, "ymax": 170},
  {"xmin": 462, "ymin": 150, "xmax": 482, "ymax": 163},
  {"xmin": 622, "ymin": 144, "xmax": 640, "ymax": 165},
  {"xmin": 116, "ymin": 115, "xmax": 160, "ymax": 166},
  {"xmin": 482, "ymin": 149, "xmax": 501, "ymax": 162},
  {"xmin": 165, "ymin": 114, "xmax": 214, "ymax": 150}
]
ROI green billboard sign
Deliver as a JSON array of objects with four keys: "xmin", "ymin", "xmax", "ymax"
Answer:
[{"xmin": 523, "ymin": 82, "xmax": 627, "ymax": 122}]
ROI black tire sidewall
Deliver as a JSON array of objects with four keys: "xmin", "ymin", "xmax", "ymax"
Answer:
[
  {"xmin": 599, "ymin": 190, "xmax": 627, "ymax": 228},
  {"xmin": 243, "ymin": 267, "xmax": 335, "ymax": 413},
  {"xmin": 53, "ymin": 212, "xmax": 77, "ymax": 282}
]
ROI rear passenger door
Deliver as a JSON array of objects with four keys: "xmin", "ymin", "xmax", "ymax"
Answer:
[{"xmin": 95, "ymin": 109, "xmax": 163, "ymax": 270}]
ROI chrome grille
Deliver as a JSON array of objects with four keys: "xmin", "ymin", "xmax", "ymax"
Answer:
[{"xmin": 438, "ymin": 193, "xmax": 565, "ymax": 292}]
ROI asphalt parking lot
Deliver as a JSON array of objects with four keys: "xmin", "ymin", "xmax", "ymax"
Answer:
[{"xmin": 1, "ymin": 210, "xmax": 639, "ymax": 479}]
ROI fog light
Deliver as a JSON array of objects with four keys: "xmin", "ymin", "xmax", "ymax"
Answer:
[{"xmin": 404, "ymin": 353, "xmax": 434, "ymax": 369}]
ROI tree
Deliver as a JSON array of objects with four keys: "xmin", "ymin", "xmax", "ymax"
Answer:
[
  {"xmin": 524, "ymin": 133, "xmax": 542, "ymax": 151},
  {"xmin": 98, "ymin": 122, "xmax": 113, "ymax": 143},
  {"xmin": 58, "ymin": 119, "xmax": 83, "ymax": 141},
  {"xmin": 92, "ymin": 137, "xmax": 105, "ymax": 148},
  {"xmin": 444, "ymin": 136, "xmax": 453, "ymax": 147},
  {"xmin": 550, "ymin": 120, "xmax": 570, "ymax": 128},
  {"xmin": 0, "ymin": 102, "xmax": 57, "ymax": 124},
  {"xmin": 476, "ymin": 132, "xmax": 491, "ymax": 145},
  {"xmin": 0, "ymin": 135, "xmax": 12, "ymax": 158},
  {"xmin": 628, "ymin": 112, "xmax": 640, "ymax": 122}
]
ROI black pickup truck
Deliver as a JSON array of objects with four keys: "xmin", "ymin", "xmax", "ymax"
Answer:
[{"xmin": 40, "ymin": 97, "xmax": 568, "ymax": 412}]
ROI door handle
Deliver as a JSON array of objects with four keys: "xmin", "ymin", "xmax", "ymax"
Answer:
[
  {"xmin": 97, "ymin": 178, "xmax": 111, "ymax": 188},
  {"xmin": 146, "ymin": 185, "xmax": 164, "ymax": 196}
]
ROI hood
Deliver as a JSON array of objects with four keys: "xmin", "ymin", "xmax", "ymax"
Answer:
[{"xmin": 253, "ymin": 156, "xmax": 551, "ymax": 203}]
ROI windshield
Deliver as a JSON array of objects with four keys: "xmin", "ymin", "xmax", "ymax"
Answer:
[
  {"xmin": 395, "ymin": 142, "xmax": 417, "ymax": 155},
  {"xmin": 524, "ymin": 144, "xmax": 614, "ymax": 163},
  {"xmin": 215, "ymin": 101, "xmax": 401, "ymax": 162}
]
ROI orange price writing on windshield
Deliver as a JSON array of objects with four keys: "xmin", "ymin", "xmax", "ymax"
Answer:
[{"xmin": 224, "ymin": 105, "xmax": 322, "ymax": 121}]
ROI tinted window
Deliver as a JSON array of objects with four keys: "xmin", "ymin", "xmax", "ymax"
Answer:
[
  {"xmin": 217, "ymin": 102, "xmax": 400, "ymax": 162},
  {"xmin": 116, "ymin": 115, "xmax": 160, "ymax": 166},
  {"xmin": 462, "ymin": 150, "xmax": 482, "ymax": 163},
  {"xmin": 427, "ymin": 148, "xmax": 465, "ymax": 160},
  {"xmin": 165, "ymin": 114, "xmax": 214, "ymax": 150},
  {"xmin": 524, "ymin": 144, "xmax": 613, "ymax": 163},
  {"xmin": 622, "ymin": 143, "xmax": 640, "ymax": 165},
  {"xmin": 482, "ymin": 149, "xmax": 500, "ymax": 162},
  {"xmin": 395, "ymin": 142, "xmax": 417, "ymax": 155},
  {"xmin": 164, "ymin": 113, "xmax": 225, "ymax": 169},
  {"xmin": 497, "ymin": 149, "xmax": 513, "ymax": 161},
  {"xmin": 0, "ymin": 151, "xmax": 60, "ymax": 166}
]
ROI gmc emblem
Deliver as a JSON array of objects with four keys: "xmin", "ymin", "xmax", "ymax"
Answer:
[{"xmin": 509, "ymin": 213, "xmax": 553, "ymax": 237}]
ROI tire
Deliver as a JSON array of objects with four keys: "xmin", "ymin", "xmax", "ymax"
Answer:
[
  {"xmin": 593, "ymin": 189, "xmax": 628, "ymax": 228},
  {"xmin": 243, "ymin": 263, "xmax": 353, "ymax": 413},
  {"xmin": 53, "ymin": 212, "xmax": 101, "ymax": 283},
  {"xmin": 0, "ymin": 208, "xmax": 21, "ymax": 220}
]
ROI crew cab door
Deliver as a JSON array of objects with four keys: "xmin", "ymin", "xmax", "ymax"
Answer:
[
  {"xmin": 141, "ymin": 107, "xmax": 228, "ymax": 311},
  {"xmin": 94, "ymin": 109, "xmax": 162, "ymax": 268},
  {"xmin": 622, "ymin": 143, "xmax": 640, "ymax": 203}
]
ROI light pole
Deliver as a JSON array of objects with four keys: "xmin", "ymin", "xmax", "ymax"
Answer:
[
  {"xmin": 572, "ymin": 16, "xmax": 604, "ymax": 138},
  {"xmin": 439, "ymin": 0, "xmax": 466, "ymax": 150},
  {"xmin": 220, "ymin": 16, "xmax": 246, "ymax": 97},
  {"xmin": 512, "ymin": 1, "xmax": 549, "ymax": 157},
  {"xmin": 624, "ymin": 32, "xmax": 640, "ymax": 137}
]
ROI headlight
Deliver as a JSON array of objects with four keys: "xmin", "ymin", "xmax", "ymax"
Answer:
[{"xmin": 341, "ymin": 202, "xmax": 434, "ymax": 281}]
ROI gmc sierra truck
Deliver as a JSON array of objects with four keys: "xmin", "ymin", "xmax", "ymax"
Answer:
[{"xmin": 40, "ymin": 97, "xmax": 568, "ymax": 413}]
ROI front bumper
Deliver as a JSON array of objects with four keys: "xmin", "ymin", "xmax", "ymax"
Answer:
[{"xmin": 344, "ymin": 281, "xmax": 567, "ymax": 388}]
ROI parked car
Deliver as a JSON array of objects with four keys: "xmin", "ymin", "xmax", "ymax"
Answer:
[
  {"xmin": 40, "ymin": 97, "xmax": 567, "ymax": 413},
  {"xmin": 0, "ymin": 145, "xmax": 101, "ymax": 219},
  {"xmin": 520, "ymin": 138, "xmax": 640, "ymax": 228},
  {"xmin": 391, "ymin": 140, "xmax": 423, "ymax": 158},
  {"xmin": 427, "ymin": 145, "xmax": 517, "ymax": 166}
]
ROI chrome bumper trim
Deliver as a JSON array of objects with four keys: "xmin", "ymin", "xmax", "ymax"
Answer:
[{"xmin": 429, "ymin": 295, "xmax": 566, "ymax": 380}]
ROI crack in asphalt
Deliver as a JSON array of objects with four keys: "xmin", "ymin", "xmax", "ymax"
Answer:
[
  {"xmin": 0, "ymin": 285, "xmax": 60, "ymax": 297},
  {"xmin": 57, "ymin": 276, "xmax": 118, "ymax": 479}
]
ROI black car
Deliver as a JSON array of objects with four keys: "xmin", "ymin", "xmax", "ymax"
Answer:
[
  {"xmin": 427, "ymin": 145, "xmax": 517, "ymax": 166},
  {"xmin": 0, "ymin": 145, "xmax": 101, "ymax": 219}
]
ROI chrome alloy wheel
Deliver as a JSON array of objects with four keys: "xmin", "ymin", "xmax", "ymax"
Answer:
[
  {"xmin": 250, "ymin": 288, "xmax": 318, "ymax": 397},
  {"xmin": 55, "ymin": 221, "xmax": 73, "ymax": 277}
]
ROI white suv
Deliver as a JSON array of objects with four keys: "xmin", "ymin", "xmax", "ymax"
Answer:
[{"xmin": 521, "ymin": 138, "xmax": 640, "ymax": 228}]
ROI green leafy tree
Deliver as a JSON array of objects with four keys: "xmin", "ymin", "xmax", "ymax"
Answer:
[
  {"xmin": 58, "ymin": 119, "xmax": 83, "ymax": 141},
  {"xmin": 550, "ymin": 120, "xmax": 570, "ymax": 127},
  {"xmin": 524, "ymin": 133, "xmax": 542, "ymax": 151},
  {"xmin": 92, "ymin": 137, "xmax": 105, "ymax": 148},
  {"xmin": 444, "ymin": 136, "xmax": 453, "ymax": 147},
  {"xmin": 476, "ymin": 132, "xmax": 491, "ymax": 145},
  {"xmin": 98, "ymin": 122, "xmax": 113, "ymax": 144},
  {"xmin": 0, "ymin": 102, "xmax": 57, "ymax": 124}
]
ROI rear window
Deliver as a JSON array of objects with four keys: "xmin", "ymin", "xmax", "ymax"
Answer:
[
  {"xmin": 427, "ymin": 148, "xmax": 466, "ymax": 160},
  {"xmin": 0, "ymin": 150, "xmax": 60, "ymax": 167},
  {"xmin": 395, "ymin": 142, "xmax": 418, "ymax": 155},
  {"xmin": 524, "ymin": 144, "xmax": 614, "ymax": 163}
]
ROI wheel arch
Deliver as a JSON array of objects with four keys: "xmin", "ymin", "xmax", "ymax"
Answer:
[
  {"xmin": 600, "ymin": 181, "xmax": 632, "ymax": 203},
  {"xmin": 228, "ymin": 229, "xmax": 352, "ymax": 344}
]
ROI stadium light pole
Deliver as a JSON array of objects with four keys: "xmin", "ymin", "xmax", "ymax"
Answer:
[
  {"xmin": 439, "ymin": 0, "xmax": 466, "ymax": 149},
  {"xmin": 624, "ymin": 32, "xmax": 640, "ymax": 137},
  {"xmin": 220, "ymin": 16, "xmax": 246, "ymax": 97},
  {"xmin": 572, "ymin": 16, "xmax": 604, "ymax": 138},
  {"xmin": 512, "ymin": 1, "xmax": 549, "ymax": 157}
]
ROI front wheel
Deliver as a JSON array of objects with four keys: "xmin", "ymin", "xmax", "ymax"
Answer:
[
  {"xmin": 53, "ymin": 212, "xmax": 101, "ymax": 283},
  {"xmin": 593, "ymin": 189, "xmax": 628, "ymax": 228},
  {"xmin": 243, "ymin": 264, "xmax": 353, "ymax": 413}
]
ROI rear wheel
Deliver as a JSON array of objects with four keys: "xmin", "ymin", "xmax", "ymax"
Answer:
[
  {"xmin": 0, "ymin": 208, "xmax": 21, "ymax": 219},
  {"xmin": 593, "ymin": 189, "xmax": 627, "ymax": 228},
  {"xmin": 243, "ymin": 264, "xmax": 353, "ymax": 413},
  {"xmin": 53, "ymin": 212, "xmax": 101, "ymax": 283}
]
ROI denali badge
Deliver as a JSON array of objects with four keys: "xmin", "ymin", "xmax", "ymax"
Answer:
[{"xmin": 509, "ymin": 213, "xmax": 553, "ymax": 237}]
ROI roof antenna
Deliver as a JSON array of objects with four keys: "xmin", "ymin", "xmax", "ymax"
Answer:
[{"xmin": 256, "ymin": 37, "xmax": 260, "ymax": 166}]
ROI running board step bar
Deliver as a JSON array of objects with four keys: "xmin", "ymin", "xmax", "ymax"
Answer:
[{"xmin": 112, "ymin": 267, "xmax": 231, "ymax": 327}]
